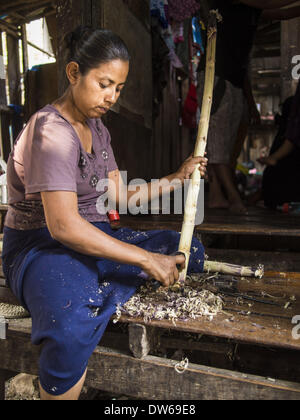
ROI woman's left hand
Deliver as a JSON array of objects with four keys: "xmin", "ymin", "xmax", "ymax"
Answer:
[{"xmin": 176, "ymin": 154, "xmax": 208, "ymax": 181}]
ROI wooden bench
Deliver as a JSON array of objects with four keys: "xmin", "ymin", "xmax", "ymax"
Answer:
[
  {"xmin": 1, "ymin": 207, "xmax": 300, "ymax": 399},
  {"xmin": 119, "ymin": 207, "xmax": 300, "ymax": 237},
  {"xmin": 1, "ymin": 266, "xmax": 300, "ymax": 400}
]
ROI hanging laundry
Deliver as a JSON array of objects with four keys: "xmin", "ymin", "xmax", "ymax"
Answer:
[
  {"xmin": 151, "ymin": 0, "xmax": 170, "ymax": 29},
  {"xmin": 182, "ymin": 83, "xmax": 198, "ymax": 129},
  {"xmin": 168, "ymin": 0, "xmax": 201, "ymax": 22},
  {"xmin": 173, "ymin": 21, "xmax": 184, "ymax": 44},
  {"xmin": 192, "ymin": 17, "xmax": 204, "ymax": 57}
]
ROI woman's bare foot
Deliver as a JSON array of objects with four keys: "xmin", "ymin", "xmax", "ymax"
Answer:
[{"xmin": 229, "ymin": 201, "xmax": 248, "ymax": 215}]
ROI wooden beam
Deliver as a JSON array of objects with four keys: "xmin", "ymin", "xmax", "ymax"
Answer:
[
  {"xmin": 1, "ymin": 329, "xmax": 300, "ymax": 400},
  {"xmin": 87, "ymin": 348, "xmax": 300, "ymax": 400},
  {"xmin": 27, "ymin": 39, "xmax": 55, "ymax": 58},
  {"xmin": 10, "ymin": 7, "xmax": 56, "ymax": 26},
  {"xmin": 0, "ymin": 1, "xmax": 53, "ymax": 17}
]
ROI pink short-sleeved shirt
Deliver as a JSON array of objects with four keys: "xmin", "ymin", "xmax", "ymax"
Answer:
[{"xmin": 4, "ymin": 105, "xmax": 118, "ymax": 230}]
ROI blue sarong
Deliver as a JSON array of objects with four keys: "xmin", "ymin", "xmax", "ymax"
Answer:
[{"xmin": 2, "ymin": 222, "xmax": 205, "ymax": 396}]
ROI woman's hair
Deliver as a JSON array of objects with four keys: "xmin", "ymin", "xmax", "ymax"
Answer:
[{"xmin": 64, "ymin": 26, "xmax": 130, "ymax": 75}]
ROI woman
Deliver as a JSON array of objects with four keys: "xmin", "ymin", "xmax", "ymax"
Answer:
[
  {"xmin": 260, "ymin": 92, "xmax": 300, "ymax": 208},
  {"xmin": 2, "ymin": 27, "xmax": 207, "ymax": 400}
]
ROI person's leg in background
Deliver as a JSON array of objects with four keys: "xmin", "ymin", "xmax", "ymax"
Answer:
[
  {"xmin": 207, "ymin": 164, "xmax": 229, "ymax": 209},
  {"xmin": 230, "ymin": 98, "xmax": 250, "ymax": 176},
  {"xmin": 202, "ymin": 77, "xmax": 247, "ymax": 214}
]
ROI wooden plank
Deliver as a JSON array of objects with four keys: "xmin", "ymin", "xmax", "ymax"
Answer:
[
  {"xmin": 118, "ymin": 210, "xmax": 300, "ymax": 237},
  {"xmin": 1, "ymin": 326, "xmax": 300, "ymax": 400},
  {"xmin": 87, "ymin": 347, "xmax": 300, "ymax": 400},
  {"xmin": 2, "ymin": 268, "xmax": 300, "ymax": 351},
  {"xmin": 121, "ymin": 309, "xmax": 300, "ymax": 351},
  {"xmin": 120, "ymin": 273, "xmax": 300, "ymax": 351}
]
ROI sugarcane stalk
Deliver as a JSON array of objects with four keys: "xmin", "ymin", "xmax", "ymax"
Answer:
[
  {"xmin": 178, "ymin": 11, "xmax": 221, "ymax": 282},
  {"xmin": 204, "ymin": 261, "xmax": 265, "ymax": 279}
]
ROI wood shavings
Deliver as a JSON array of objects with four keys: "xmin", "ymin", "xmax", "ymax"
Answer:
[
  {"xmin": 174, "ymin": 358, "xmax": 189, "ymax": 374},
  {"xmin": 255, "ymin": 264, "xmax": 265, "ymax": 279},
  {"xmin": 120, "ymin": 277, "xmax": 223, "ymax": 324},
  {"xmin": 113, "ymin": 304, "xmax": 122, "ymax": 324}
]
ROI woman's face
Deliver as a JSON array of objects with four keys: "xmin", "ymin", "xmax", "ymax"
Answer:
[{"xmin": 69, "ymin": 59, "xmax": 129, "ymax": 119}]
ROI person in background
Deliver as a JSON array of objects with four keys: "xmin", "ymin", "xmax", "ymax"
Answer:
[
  {"xmin": 260, "ymin": 82, "xmax": 300, "ymax": 208},
  {"xmin": 198, "ymin": 0, "xmax": 300, "ymax": 214}
]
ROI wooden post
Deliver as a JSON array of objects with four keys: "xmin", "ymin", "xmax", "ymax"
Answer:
[
  {"xmin": 6, "ymin": 34, "xmax": 21, "ymax": 106},
  {"xmin": 56, "ymin": 0, "xmax": 93, "ymax": 95},
  {"xmin": 128, "ymin": 324, "xmax": 152, "ymax": 359},
  {"xmin": 128, "ymin": 323, "xmax": 161, "ymax": 359},
  {"xmin": 0, "ymin": 33, "xmax": 7, "ymax": 107},
  {"xmin": 21, "ymin": 25, "xmax": 29, "ymax": 74}
]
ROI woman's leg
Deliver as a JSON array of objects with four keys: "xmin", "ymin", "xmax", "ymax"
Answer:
[
  {"xmin": 22, "ymin": 248, "xmax": 137, "ymax": 400},
  {"xmin": 212, "ymin": 163, "xmax": 247, "ymax": 214},
  {"xmin": 207, "ymin": 164, "xmax": 229, "ymax": 209},
  {"xmin": 39, "ymin": 369, "xmax": 87, "ymax": 401}
]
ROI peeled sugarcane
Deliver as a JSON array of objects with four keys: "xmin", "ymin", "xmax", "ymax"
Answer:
[
  {"xmin": 203, "ymin": 261, "xmax": 264, "ymax": 279},
  {"xmin": 178, "ymin": 10, "xmax": 221, "ymax": 282}
]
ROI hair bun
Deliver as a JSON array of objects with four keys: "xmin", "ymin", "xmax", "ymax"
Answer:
[{"xmin": 65, "ymin": 26, "xmax": 93, "ymax": 59}]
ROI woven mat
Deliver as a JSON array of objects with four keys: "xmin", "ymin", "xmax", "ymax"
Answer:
[{"xmin": 0, "ymin": 303, "xmax": 30, "ymax": 319}]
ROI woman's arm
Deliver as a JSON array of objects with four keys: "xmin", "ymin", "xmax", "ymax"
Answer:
[
  {"xmin": 108, "ymin": 156, "xmax": 208, "ymax": 209},
  {"xmin": 258, "ymin": 139, "xmax": 295, "ymax": 166},
  {"xmin": 41, "ymin": 190, "xmax": 185, "ymax": 287}
]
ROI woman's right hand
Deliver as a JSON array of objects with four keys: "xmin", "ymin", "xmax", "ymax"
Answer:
[{"xmin": 141, "ymin": 252, "xmax": 186, "ymax": 287}]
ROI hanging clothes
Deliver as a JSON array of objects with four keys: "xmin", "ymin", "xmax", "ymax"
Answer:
[{"xmin": 151, "ymin": 0, "xmax": 170, "ymax": 29}]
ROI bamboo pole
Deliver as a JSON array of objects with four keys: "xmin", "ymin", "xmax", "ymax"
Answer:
[{"xmin": 178, "ymin": 10, "xmax": 221, "ymax": 282}]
